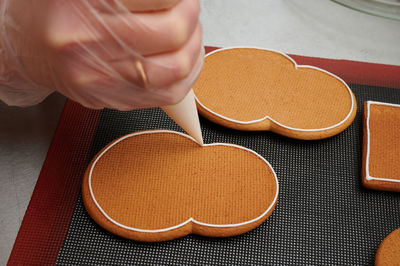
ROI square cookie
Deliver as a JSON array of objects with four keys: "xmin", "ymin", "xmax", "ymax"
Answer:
[{"xmin": 362, "ymin": 101, "xmax": 400, "ymax": 192}]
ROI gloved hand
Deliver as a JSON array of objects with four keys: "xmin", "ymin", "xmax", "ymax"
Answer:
[{"xmin": 0, "ymin": 0, "xmax": 203, "ymax": 110}]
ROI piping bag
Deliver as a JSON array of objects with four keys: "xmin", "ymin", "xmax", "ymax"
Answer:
[
  {"xmin": 134, "ymin": 51, "xmax": 204, "ymax": 146},
  {"xmin": 161, "ymin": 89, "xmax": 204, "ymax": 145},
  {"xmin": 123, "ymin": 2, "xmax": 204, "ymax": 145}
]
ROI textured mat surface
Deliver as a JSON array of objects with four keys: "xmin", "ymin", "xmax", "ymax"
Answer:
[{"xmin": 56, "ymin": 84, "xmax": 400, "ymax": 265}]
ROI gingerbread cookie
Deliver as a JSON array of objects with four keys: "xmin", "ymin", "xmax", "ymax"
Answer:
[
  {"xmin": 362, "ymin": 101, "xmax": 400, "ymax": 192},
  {"xmin": 82, "ymin": 130, "xmax": 279, "ymax": 242},
  {"xmin": 193, "ymin": 47, "xmax": 357, "ymax": 140},
  {"xmin": 375, "ymin": 227, "xmax": 400, "ymax": 265}
]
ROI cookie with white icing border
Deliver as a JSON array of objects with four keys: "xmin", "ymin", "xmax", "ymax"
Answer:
[
  {"xmin": 375, "ymin": 227, "xmax": 400, "ymax": 265},
  {"xmin": 362, "ymin": 101, "xmax": 400, "ymax": 192},
  {"xmin": 82, "ymin": 130, "xmax": 279, "ymax": 242},
  {"xmin": 193, "ymin": 47, "xmax": 357, "ymax": 140}
]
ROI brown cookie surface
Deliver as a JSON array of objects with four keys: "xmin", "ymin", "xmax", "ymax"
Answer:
[
  {"xmin": 193, "ymin": 47, "xmax": 357, "ymax": 140},
  {"xmin": 362, "ymin": 101, "xmax": 400, "ymax": 192},
  {"xmin": 82, "ymin": 130, "xmax": 278, "ymax": 242},
  {"xmin": 375, "ymin": 227, "xmax": 400, "ymax": 265}
]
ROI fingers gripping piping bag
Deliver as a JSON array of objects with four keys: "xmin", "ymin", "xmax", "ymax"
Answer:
[
  {"xmin": 129, "ymin": 5, "xmax": 204, "ymax": 145},
  {"xmin": 120, "ymin": 1, "xmax": 204, "ymax": 145},
  {"xmin": 0, "ymin": 0, "xmax": 204, "ymax": 145},
  {"xmin": 136, "ymin": 57, "xmax": 204, "ymax": 145}
]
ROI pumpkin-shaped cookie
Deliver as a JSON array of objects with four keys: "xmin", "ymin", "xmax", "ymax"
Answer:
[
  {"xmin": 193, "ymin": 47, "xmax": 357, "ymax": 140},
  {"xmin": 82, "ymin": 130, "xmax": 279, "ymax": 242},
  {"xmin": 375, "ymin": 227, "xmax": 400, "ymax": 265}
]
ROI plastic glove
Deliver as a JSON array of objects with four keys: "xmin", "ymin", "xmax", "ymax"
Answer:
[{"xmin": 0, "ymin": 0, "xmax": 203, "ymax": 110}]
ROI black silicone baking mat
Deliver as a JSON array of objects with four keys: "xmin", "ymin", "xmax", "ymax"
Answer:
[{"xmin": 55, "ymin": 84, "xmax": 400, "ymax": 265}]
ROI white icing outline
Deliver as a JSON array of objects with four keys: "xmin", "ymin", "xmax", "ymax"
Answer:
[
  {"xmin": 194, "ymin": 46, "xmax": 355, "ymax": 132},
  {"xmin": 88, "ymin": 130, "xmax": 279, "ymax": 233},
  {"xmin": 365, "ymin": 101, "xmax": 400, "ymax": 183}
]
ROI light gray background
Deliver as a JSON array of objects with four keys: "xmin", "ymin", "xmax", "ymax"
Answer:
[{"xmin": 1, "ymin": 0, "xmax": 399, "ymax": 264}]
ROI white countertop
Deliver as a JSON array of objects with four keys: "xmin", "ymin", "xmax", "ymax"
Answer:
[
  {"xmin": 201, "ymin": 0, "xmax": 400, "ymax": 65},
  {"xmin": 1, "ymin": 0, "xmax": 399, "ymax": 264}
]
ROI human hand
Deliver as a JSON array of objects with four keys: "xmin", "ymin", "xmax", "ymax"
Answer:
[{"xmin": 0, "ymin": 0, "xmax": 203, "ymax": 110}]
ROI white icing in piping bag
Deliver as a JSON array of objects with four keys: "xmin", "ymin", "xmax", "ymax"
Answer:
[{"xmin": 161, "ymin": 89, "xmax": 204, "ymax": 145}]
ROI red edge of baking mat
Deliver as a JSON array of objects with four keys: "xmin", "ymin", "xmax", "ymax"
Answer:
[
  {"xmin": 7, "ymin": 46, "xmax": 400, "ymax": 265},
  {"xmin": 7, "ymin": 101, "xmax": 101, "ymax": 266},
  {"xmin": 205, "ymin": 46, "xmax": 400, "ymax": 89}
]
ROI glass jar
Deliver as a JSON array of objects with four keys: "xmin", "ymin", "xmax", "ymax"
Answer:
[{"xmin": 332, "ymin": 0, "xmax": 400, "ymax": 20}]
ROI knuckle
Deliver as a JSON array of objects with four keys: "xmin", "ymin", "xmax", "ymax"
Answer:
[
  {"xmin": 170, "ymin": 53, "xmax": 191, "ymax": 80},
  {"xmin": 45, "ymin": 25, "xmax": 78, "ymax": 51},
  {"xmin": 65, "ymin": 66, "xmax": 94, "ymax": 88},
  {"xmin": 168, "ymin": 1, "xmax": 200, "ymax": 49},
  {"xmin": 45, "ymin": 32, "xmax": 69, "ymax": 51},
  {"xmin": 168, "ymin": 18, "xmax": 190, "ymax": 49}
]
